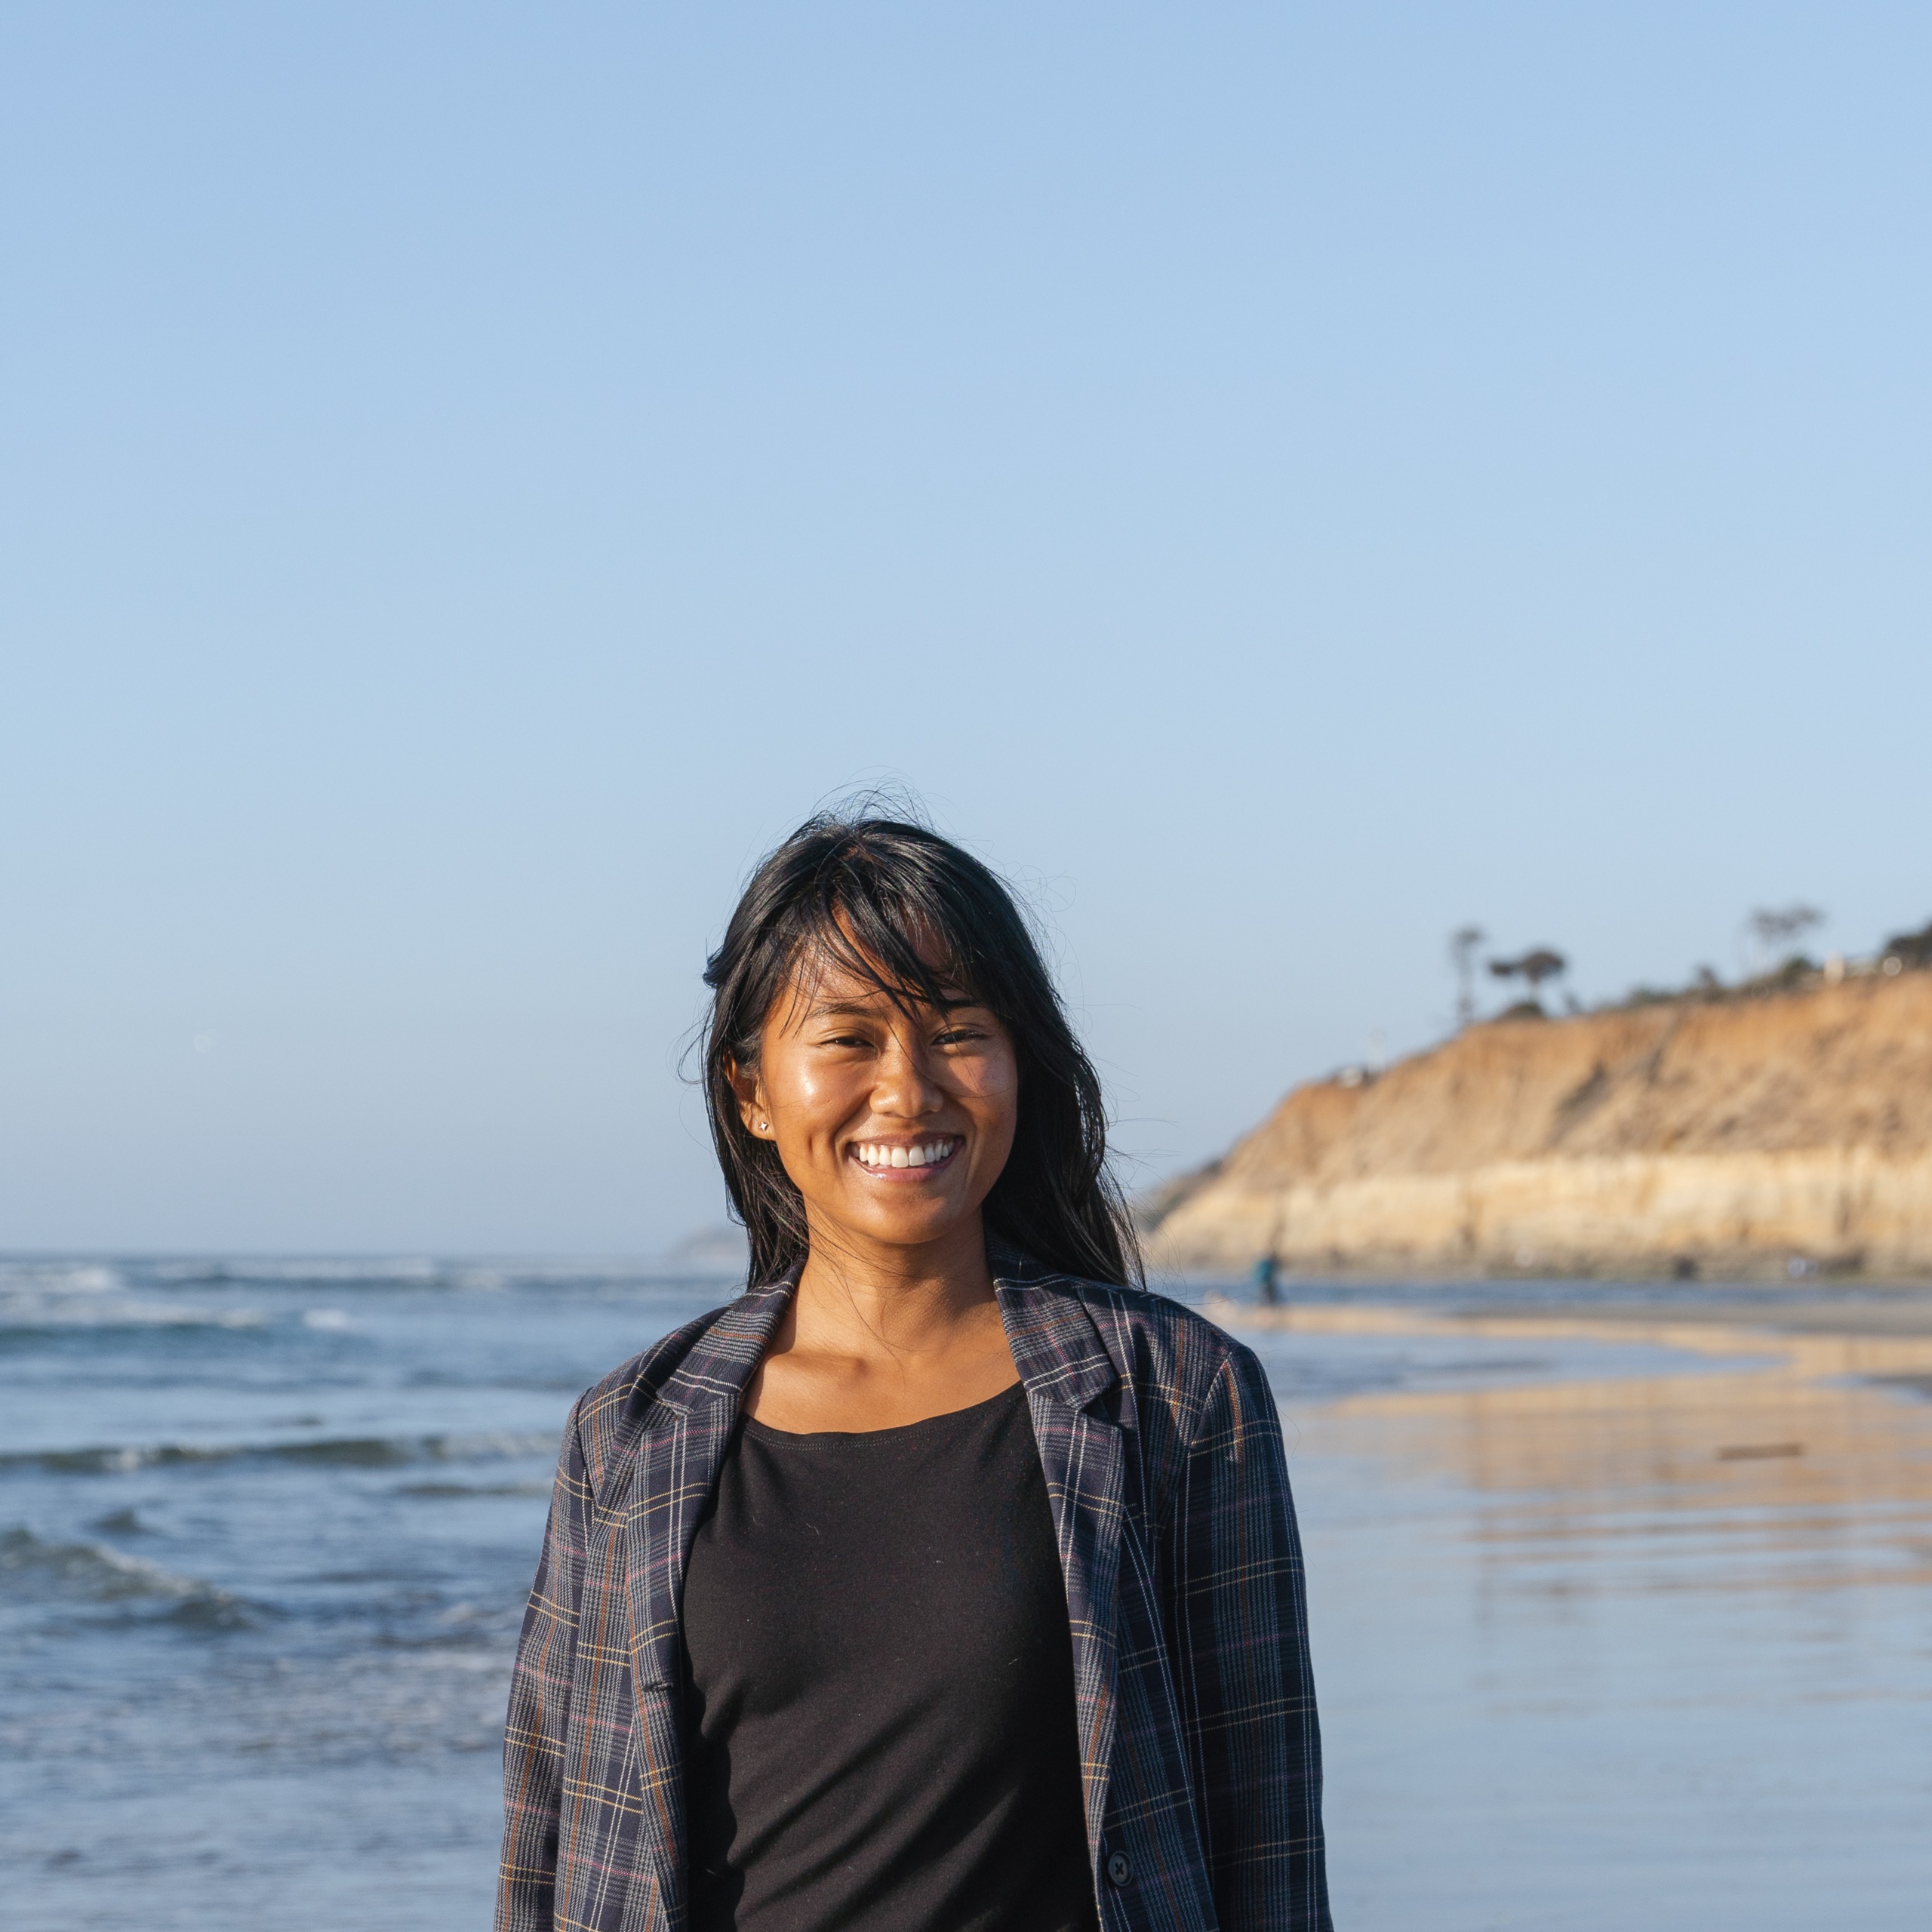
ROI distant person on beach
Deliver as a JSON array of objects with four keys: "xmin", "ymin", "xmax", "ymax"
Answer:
[
  {"xmin": 1254, "ymin": 1250, "xmax": 1282, "ymax": 1306},
  {"xmin": 497, "ymin": 814, "xmax": 1331, "ymax": 1932}
]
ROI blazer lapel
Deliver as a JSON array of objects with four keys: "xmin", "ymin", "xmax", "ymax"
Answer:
[
  {"xmin": 996, "ymin": 1273, "xmax": 1127, "ymax": 1857},
  {"xmin": 626, "ymin": 1279, "xmax": 795, "ymax": 1690},
  {"xmin": 623, "ymin": 1280, "xmax": 795, "ymax": 1915}
]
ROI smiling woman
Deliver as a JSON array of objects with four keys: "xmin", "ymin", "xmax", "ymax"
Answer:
[
  {"xmin": 703, "ymin": 812, "xmax": 1132, "ymax": 1304},
  {"xmin": 496, "ymin": 814, "xmax": 1331, "ymax": 1932}
]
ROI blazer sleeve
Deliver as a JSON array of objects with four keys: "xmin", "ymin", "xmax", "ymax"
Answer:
[
  {"xmin": 1170, "ymin": 1345, "xmax": 1331, "ymax": 1932},
  {"xmin": 496, "ymin": 1398, "xmax": 593, "ymax": 1932}
]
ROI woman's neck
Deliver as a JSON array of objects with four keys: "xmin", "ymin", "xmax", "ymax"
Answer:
[
  {"xmin": 792, "ymin": 1216, "xmax": 997, "ymax": 1357},
  {"xmin": 743, "ymin": 1215, "xmax": 1018, "ymax": 1431}
]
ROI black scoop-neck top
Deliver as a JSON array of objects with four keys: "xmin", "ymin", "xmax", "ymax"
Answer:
[{"xmin": 679, "ymin": 1381, "xmax": 1099, "ymax": 1932}]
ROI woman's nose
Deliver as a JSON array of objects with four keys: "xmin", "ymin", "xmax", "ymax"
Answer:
[{"xmin": 872, "ymin": 1038, "xmax": 943, "ymax": 1117}]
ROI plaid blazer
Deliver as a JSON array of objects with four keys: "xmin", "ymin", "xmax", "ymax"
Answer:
[{"xmin": 497, "ymin": 1266, "xmax": 1330, "ymax": 1932}]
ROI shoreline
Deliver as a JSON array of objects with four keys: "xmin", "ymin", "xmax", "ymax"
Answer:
[{"xmin": 1197, "ymin": 1280, "xmax": 1932, "ymax": 1340}]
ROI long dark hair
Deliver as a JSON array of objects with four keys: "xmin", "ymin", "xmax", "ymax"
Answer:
[{"xmin": 700, "ymin": 812, "xmax": 1142, "ymax": 1291}]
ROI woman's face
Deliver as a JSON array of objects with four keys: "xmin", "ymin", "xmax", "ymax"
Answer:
[{"xmin": 736, "ymin": 951, "xmax": 1020, "ymax": 1258}]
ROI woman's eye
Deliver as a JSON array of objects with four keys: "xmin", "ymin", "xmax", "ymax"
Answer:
[{"xmin": 935, "ymin": 1028, "xmax": 988, "ymax": 1048}]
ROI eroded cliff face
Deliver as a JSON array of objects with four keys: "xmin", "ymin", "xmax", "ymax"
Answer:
[{"xmin": 1147, "ymin": 975, "xmax": 1932, "ymax": 1278}]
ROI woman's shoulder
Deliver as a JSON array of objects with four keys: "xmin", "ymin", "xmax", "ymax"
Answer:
[
  {"xmin": 562, "ymin": 1294, "xmax": 762, "ymax": 1498},
  {"xmin": 576, "ymin": 1300, "xmax": 725, "ymax": 1400},
  {"xmin": 1007, "ymin": 1269, "xmax": 1269, "ymax": 1437},
  {"xmin": 1035, "ymin": 1269, "xmax": 1229, "ymax": 1340}
]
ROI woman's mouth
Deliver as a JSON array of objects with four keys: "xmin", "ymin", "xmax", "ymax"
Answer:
[{"xmin": 850, "ymin": 1136, "xmax": 961, "ymax": 1178}]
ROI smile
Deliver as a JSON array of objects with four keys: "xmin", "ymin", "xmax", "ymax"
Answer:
[{"xmin": 851, "ymin": 1137, "xmax": 960, "ymax": 1175}]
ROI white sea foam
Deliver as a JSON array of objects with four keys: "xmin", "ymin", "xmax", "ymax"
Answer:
[
  {"xmin": 155, "ymin": 1256, "xmax": 445, "ymax": 1287},
  {"xmin": 2, "ymin": 1428, "xmax": 559, "ymax": 1477},
  {"xmin": 0, "ymin": 1260, "xmax": 125, "ymax": 1296},
  {"xmin": 0, "ymin": 1292, "xmax": 264, "ymax": 1331}
]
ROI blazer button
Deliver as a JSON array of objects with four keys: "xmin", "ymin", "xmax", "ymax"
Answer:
[{"xmin": 1106, "ymin": 1851, "xmax": 1132, "ymax": 1887}]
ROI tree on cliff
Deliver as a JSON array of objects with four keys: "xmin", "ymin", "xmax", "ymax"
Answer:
[
  {"xmin": 1746, "ymin": 903, "xmax": 1823, "ymax": 977},
  {"xmin": 1488, "ymin": 947, "xmax": 1568, "ymax": 1008}
]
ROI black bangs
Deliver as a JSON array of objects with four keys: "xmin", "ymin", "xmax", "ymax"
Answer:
[
  {"xmin": 783, "ymin": 875, "xmax": 978, "ymax": 1020},
  {"xmin": 700, "ymin": 812, "xmax": 1141, "ymax": 1291}
]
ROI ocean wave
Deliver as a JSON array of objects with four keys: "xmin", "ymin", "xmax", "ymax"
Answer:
[
  {"xmin": 4, "ymin": 1254, "xmax": 741, "ymax": 1306},
  {"xmin": 152, "ymin": 1255, "xmax": 739, "ymax": 1293},
  {"xmin": 0, "ymin": 1261, "xmax": 269, "ymax": 1334},
  {"xmin": 0, "ymin": 1260, "xmax": 126, "ymax": 1295},
  {"xmin": 151, "ymin": 1257, "xmax": 447, "ymax": 1287},
  {"xmin": 0, "ymin": 1429, "xmax": 559, "ymax": 1477},
  {"xmin": 0, "ymin": 1527, "xmax": 256, "ymax": 1628},
  {"xmin": 0, "ymin": 1294, "xmax": 266, "ymax": 1334},
  {"xmin": 396, "ymin": 1480, "xmax": 551, "ymax": 1498}
]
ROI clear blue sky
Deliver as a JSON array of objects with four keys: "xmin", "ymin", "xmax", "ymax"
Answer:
[{"xmin": 5, "ymin": 3, "xmax": 1929, "ymax": 1254}]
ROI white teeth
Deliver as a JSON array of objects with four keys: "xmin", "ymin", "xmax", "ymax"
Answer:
[{"xmin": 855, "ymin": 1138, "xmax": 954, "ymax": 1168}]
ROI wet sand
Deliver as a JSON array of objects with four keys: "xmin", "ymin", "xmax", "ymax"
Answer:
[{"xmin": 1211, "ymin": 1291, "xmax": 1932, "ymax": 1930}]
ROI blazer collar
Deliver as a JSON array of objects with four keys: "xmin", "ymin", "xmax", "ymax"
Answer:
[
  {"xmin": 650, "ymin": 1274, "xmax": 796, "ymax": 1420},
  {"xmin": 648, "ymin": 1258, "xmax": 1121, "ymax": 1423},
  {"xmin": 994, "ymin": 1267, "xmax": 1121, "ymax": 1415}
]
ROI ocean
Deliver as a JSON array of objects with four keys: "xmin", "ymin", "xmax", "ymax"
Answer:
[{"xmin": 4, "ymin": 1257, "xmax": 1930, "ymax": 1930}]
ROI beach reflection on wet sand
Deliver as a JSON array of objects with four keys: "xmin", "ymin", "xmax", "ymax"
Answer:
[{"xmin": 1220, "ymin": 1294, "xmax": 1932, "ymax": 1932}]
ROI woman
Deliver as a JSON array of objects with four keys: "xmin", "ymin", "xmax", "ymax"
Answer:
[{"xmin": 497, "ymin": 814, "xmax": 1331, "ymax": 1932}]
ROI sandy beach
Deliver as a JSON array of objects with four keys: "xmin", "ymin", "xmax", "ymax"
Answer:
[{"xmin": 1214, "ymin": 1282, "xmax": 1932, "ymax": 1929}]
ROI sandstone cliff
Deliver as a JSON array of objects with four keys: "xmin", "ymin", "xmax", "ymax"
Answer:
[{"xmin": 1146, "ymin": 974, "xmax": 1932, "ymax": 1280}]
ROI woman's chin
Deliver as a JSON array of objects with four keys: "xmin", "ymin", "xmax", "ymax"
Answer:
[{"xmin": 832, "ymin": 1191, "xmax": 977, "ymax": 1250}]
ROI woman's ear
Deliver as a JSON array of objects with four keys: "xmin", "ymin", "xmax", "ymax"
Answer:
[{"xmin": 727, "ymin": 1057, "xmax": 771, "ymax": 1137}]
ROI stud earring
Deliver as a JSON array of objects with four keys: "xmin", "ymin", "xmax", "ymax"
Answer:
[{"xmin": 756, "ymin": 1119, "xmax": 768, "ymax": 1131}]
